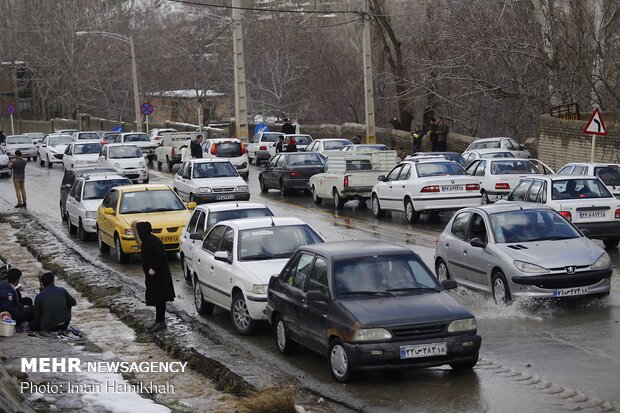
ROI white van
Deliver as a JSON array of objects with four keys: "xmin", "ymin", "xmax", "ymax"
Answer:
[{"xmin": 201, "ymin": 138, "xmax": 249, "ymax": 179}]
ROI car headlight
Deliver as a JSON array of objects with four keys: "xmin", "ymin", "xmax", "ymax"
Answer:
[
  {"xmin": 591, "ymin": 252, "xmax": 611, "ymax": 269},
  {"xmin": 85, "ymin": 211, "xmax": 98, "ymax": 219},
  {"xmin": 448, "ymin": 318, "xmax": 477, "ymax": 333},
  {"xmin": 124, "ymin": 229, "xmax": 133, "ymax": 236},
  {"xmin": 114, "ymin": 163, "xmax": 121, "ymax": 168},
  {"xmin": 139, "ymin": 161, "xmax": 146, "ymax": 168},
  {"xmin": 198, "ymin": 187, "xmax": 212, "ymax": 193},
  {"xmin": 235, "ymin": 185, "xmax": 248, "ymax": 192},
  {"xmin": 513, "ymin": 260, "xmax": 549, "ymax": 273},
  {"xmin": 252, "ymin": 284, "xmax": 268, "ymax": 294},
  {"xmin": 351, "ymin": 328, "xmax": 392, "ymax": 342}
]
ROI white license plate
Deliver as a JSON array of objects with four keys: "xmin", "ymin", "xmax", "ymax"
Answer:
[
  {"xmin": 553, "ymin": 286, "xmax": 589, "ymax": 297},
  {"xmin": 400, "ymin": 342, "xmax": 447, "ymax": 359},
  {"xmin": 578, "ymin": 211, "xmax": 606, "ymax": 219},
  {"xmin": 216, "ymin": 195, "xmax": 235, "ymax": 200},
  {"xmin": 442, "ymin": 185, "xmax": 463, "ymax": 192}
]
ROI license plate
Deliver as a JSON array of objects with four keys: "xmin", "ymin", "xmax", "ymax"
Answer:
[
  {"xmin": 578, "ymin": 211, "xmax": 606, "ymax": 219},
  {"xmin": 161, "ymin": 236, "xmax": 178, "ymax": 243},
  {"xmin": 553, "ymin": 286, "xmax": 589, "ymax": 297},
  {"xmin": 400, "ymin": 342, "xmax": 447, "ymax": 359},
  {"xmin": 442, "ymin": 185, "xmax": 463, "ymax": 192},
  {"xmin": 216, "ymin": 195, "xmax": 235, "ymax": 200}
]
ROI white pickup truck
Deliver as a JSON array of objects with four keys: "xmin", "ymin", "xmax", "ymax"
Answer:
[
  {"xmin": 155, "ymin": 132, "xmax": 201, "ymax": 171},
  {"xmin": 309, "ymin": 150, "xmax": 397, "ymax": 209}
]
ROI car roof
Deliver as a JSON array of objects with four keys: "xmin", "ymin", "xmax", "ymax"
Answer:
[
  {"xmin": 69, "ymin": 166, "xmax": 117, "ymax": 174},
  {"xmin": 485, "ymin": 158, "xmax": 532, "ymax": 163},
  {"xmin": 284, "ymin": 134, "xmax": 311, "ymax": 137},
  {"xmin": 562, "ymin": 162, "xmax": 620, "ymax": 167},
  {"xmin": 528, "ymin": 175, "xmax": 602, "ymax": 181},
  {"xmin": 79, "ymin": 173, "xmax": 128, "ymax": 182},
  {"xmin": 7, "ymin": 135, "xmax": 28, "ymax": 138},
  {"xmin": 186, "ymin": 158, "xmax": 232, "ymax": 164},
  {"xmin": 216, "ymin": 216, "xmax": 305, "ymax": 230},
  {"xmin": 321, "ymin": 138, "xmax": 352, "ymax": 142},
  {"xmin": 72, "ymin": 140, "xmax": 101, "ymax": 144},
  {"xmin": 209, "ymin": 138, "xmax": 241, "ymax": 143},
  {"xmin": 299, "ymin": 240, "xmax": 411, "ymax": 259},
  {"xmin": 472, "ymin": 137, "xmax": 512, "ymax": 142},
  {"xmin": 468, "ymin": 148, "xmax": 513, "ymax": 154},
  {"xmin": 195, "ymin": 201, "xmax": 269, "ymax": 213},
  {"xmin": 464, "ymin": 202, "xmax": 554, "ymax": 214},
  {"xmin": 402, "ymin": 158, "xmax": 456, "ymax": 164},
  {"xmin": 106, "ymin": 143, "xmax": 140, "ymax": 148},
  {"xmin": 117, "ymin": 184, "xmax": 171, "ymax": 193},
  {"xmin": 120, "ymin": 132, "xmax": 148, "ymax": 135}
]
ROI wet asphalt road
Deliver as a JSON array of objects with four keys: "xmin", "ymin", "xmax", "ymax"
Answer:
[{"xmin": 1, "ymin": 161, "xmax": 620, "ymax": 412}]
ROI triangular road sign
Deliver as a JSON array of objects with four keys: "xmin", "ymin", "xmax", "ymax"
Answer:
[{"xmin": 583, "ymin": 107, "xmax": 608, "ymax": 136}]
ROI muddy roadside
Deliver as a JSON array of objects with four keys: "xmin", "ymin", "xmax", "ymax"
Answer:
[{"xmin": 0, "ymin": 211, "xmax": 357, "ymax": 412}]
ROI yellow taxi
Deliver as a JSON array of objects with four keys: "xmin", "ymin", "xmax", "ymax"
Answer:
[{"xmin": 96, "ymin": 184, "xmax": 196, "ymax": 263}]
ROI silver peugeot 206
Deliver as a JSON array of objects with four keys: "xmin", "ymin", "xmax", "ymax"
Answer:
[{"xmin": 434, "ymin": 203, "xmax": 612, "ymax": 303}]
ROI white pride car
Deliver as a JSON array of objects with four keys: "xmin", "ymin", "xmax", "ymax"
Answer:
[
  {"xmin": 465, "ymin": 158, "xmax": 542, "ymax": 204},
  {"xmin": 557, "ymin": 163, "xmax": 620, "ymax": 199},
  {"xmin": 98, "ymin": 143, "xmax": 149, "ymax": 183},
  {"xmin": 371, "ymin": 159, "xmax": 482, "ymax": 224},
  {"xmin": 62, "ymin": 141, "xmax": 102, "ymax": 170},
  {"xmin": 38, "ymin": 134, "xmax": 73, "ymax": 167},
  {"xmin": 173, "ymin": 159, "xmax": 249, "ymax": 204},
  {"xmin": 191, "ymin": 217, "xmax": 325, "ymax": 334}
]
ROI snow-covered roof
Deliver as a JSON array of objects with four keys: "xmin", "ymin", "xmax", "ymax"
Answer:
[{"xmin": 151, "ymin": 89, "xmax": 225, "ymax": 99}]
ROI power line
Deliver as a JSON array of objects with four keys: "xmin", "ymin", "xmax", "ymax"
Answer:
[{"xmin": 166, "ymin": 0, "xmax": 356, "ymax": 14}]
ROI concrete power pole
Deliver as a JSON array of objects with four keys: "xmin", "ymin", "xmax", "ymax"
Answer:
[
  {"xmin": 232, "ymin": 0, "xmax": 249, "ymax": 142},
  {"xmin": 362, "ymin": 0, "xmax": 376, "ymax": 144}
]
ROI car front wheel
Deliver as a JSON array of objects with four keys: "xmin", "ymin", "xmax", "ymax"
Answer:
[
  {"xmin": 435, "ymin": 258, "xmax": 450, "ymax": 282},
  {"xmin": 492, "ymin": 270, "xmax": 511, "ymax": 305},
  {"xmin": 231, "ymin": 292, "xmax": 257, "ymax": 335},
  {"xmin": 115, "ymin": 235, "xmax": 129, "ymax": 264},
  {"xmin": 372, "ymin": 194, "xmax": 385, "ymax": 218},
  {"xmin": 97, "ymin": 229, "xmax": 110, "ymax": 253},
  {"xmin": 329, "ymin": 340, "xmax": 354, "ymax": 382},
  {"xmin": 259, "ymin": 177, "xmax": 268, "ymax": 193},
  {"xmin": 275, "ymin": 316, "xmax": 297, "ymax": 355}
]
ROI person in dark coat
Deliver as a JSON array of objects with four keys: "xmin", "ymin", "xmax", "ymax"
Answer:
[
  {"xmin": 275, "ymin": 136, "xmax": 284, "ymax": 153},
  {"xmin": 0, "ymin": 130, "xmax": 6, "ymax": 145},
  {"xmin": 0, "ymin": 268, "xmax": 33, "ymax": 324},
  {"xmin": 135, "ymin": 221, "xmax": 175, "ymax": 332},
  {"xmin": 190, "ymin": 135, "xmax": 203, "ymax": 159},
  {"xmin": 429, "ymin": 118, "xmax": 439, "ymax": 152},
  {"xmin": 285, "ymin": 136, "xmax": 297, "ymax": 152},
  {"xmin": 281, "ymin": 118, "xmax": 296, "ymax": 135},
  {"xmin": 32, "ymin": 272, "xmax": 75, "ymax": 332},
  {"xmin": 436, "ymin": 116, "xmax": 449, "ymax": 152}
]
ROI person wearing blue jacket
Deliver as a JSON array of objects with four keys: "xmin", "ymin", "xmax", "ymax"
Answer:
[
  {"xmin": 32, "ymin": 272, "xmax": 76, "ymax": 332},
  {"xmin": 0, "ymin": 268, "xmax": 33, "ymax": 324}
]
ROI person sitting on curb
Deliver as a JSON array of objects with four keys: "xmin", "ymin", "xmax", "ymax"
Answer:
[
  {"xmin": 32, "ymin": 272, "xmax": 76, "ymax": 332},
  {"xmin": 0, "ymin": 268, "xmax": 34, "ymax": 325}
]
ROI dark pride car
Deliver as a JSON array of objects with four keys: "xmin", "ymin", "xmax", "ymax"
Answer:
[
  {"xmin": 266, "ymin": 240, "xmax": 481, "ymax": 382},
  {"xmin": 259, "ymin": 152, "xmax": 325, "ymax": 195}
]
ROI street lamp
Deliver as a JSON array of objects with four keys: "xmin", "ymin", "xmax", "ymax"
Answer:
[{"xmin": 76, "ymin": 31, "xmax": 143, "ymax": 132}]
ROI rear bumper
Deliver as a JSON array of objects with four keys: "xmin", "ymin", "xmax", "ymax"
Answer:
[
  {"xmin": 342, "ymin": 334, "xmax": 481, "ymax": 370},
  {"xmin": 341, "ymin": 186, "xmax": 373, "ymax": 200},
  {"xmin": 255, "ymin": 150, "xmax": 271, "ymax": 161},
  {"xmin": 574, "ymin": 221, "xmax": 620, "ymax": 239},
  {"xmin": 193, "ymin": 192, "xmax": 250, "ymax": 204},
  {"xmin": 283, "ymin": 177, "xmax": 311, "ymax": 189},
  {"xmin": 412, "ymin": 194, "xmax": 482, "ymax": 212}
]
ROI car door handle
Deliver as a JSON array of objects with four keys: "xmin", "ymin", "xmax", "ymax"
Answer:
[
  {"xmin": 463, "ymin": 249, "xmax": 468, "ymax": 255},
  {"xmin": 402, "ymin": 185, "xmax": 405, "ymax": 188},
  {"xmin": 210, "ymin": 266, "xmax": 214, "ymax": 270},
  {"xmin": 197, "ymin": 259, "xmax": 201, "ymax": 263},
  {"xmin": 445, "ymin": 242, "xmax": 449, "ymax": 247}
]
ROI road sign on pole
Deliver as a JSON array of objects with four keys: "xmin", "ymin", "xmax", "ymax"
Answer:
[
  {"xmin": 141, "ymin": 102, "xmax": 153, "ymax": 116},
  {"xmin": 584, "ymin": 108, "xmax": 608, "ymax": 162},
  {"xmin": 6, "ymin": 103, "xmax": 16, "ymax": 135}
]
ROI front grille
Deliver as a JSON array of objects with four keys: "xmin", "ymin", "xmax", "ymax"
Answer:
[
  {"xmin": 126, "ymin": 174, "xmax": 140, "ymax": 179},
  {"xmin": 151, "ymin": 228, "xmax": 163, "ymax": 234},
  {"xmin": 213, "ymin": 187, "xmax": 235, "ymax": 193},
  {"xmin": 163, "ymin": 243, "xmax": 180, "ymax": 251},
  {"xmin": 547, "ymin": 265, "xmax": 589, "ymax": 272},
  {"xmin": 532, "ymin": 277, "xmax": 606, "ymax": 289},
  {"xmin": 166, "ymin": 227, "xmax": 179, "ymax": 233},
  {"xmin": 390, "ymin": 323, "xmax": 447, "ymax": 339}
]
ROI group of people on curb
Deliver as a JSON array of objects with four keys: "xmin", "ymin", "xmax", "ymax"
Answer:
[
  {"xmin": 410, "ymin": 116, "xmax": 450, "ymax": 154},
  {"xmin": 0, "ymin": 269, "xmax": 76, "ymax": 333}
]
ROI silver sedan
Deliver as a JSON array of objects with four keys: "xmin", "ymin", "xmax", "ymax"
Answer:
[{"xmin": 434, "ymin": 203, "xmax": 612, "ymax": 303}]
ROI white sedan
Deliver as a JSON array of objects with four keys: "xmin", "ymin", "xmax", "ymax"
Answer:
[
  {"xmin": 62, "ymin": 141, "xmax": 102, "ymax": 170},
  {"xmin": 180, "ymin": 201, "xmax": 274, "ymax": 283},
  {"xmin": 461, "ymin": 149, "xmax": 515, "ymax": 165},
  {"xmin": 305, "ymin": 138, "xmax": 353, "ymax": 154},
  {"xmin": 192, "ymin": 217, "xmax": 325, "ymax": 334},
  {"xmin": 507, "ymin": 175, "xmax": 620, "ymax": 248},
  {"xmin": 98, "ymin": 143, "xmax": 149, "ymax": 183},
  {"xmin": 173, "ymin": 159, "xmax": 249, "ymax": 203},
  {"xmin": 371, "ymin": 159, "xmax": 482, "ymax": 224},
  {"xmin": 463, "ymin": 137, "xmax": 531, "ymax": 158},
  {"xmin": 38, "ymin": 134, "xmax": 73, "ymax": 167},
  {"xmin": 465, "ymin": 158, "xmax": 542, "ymax": 204},
  {"xmin": 557, "ymin": 162, "xmax": 620, "ymax": 198}
]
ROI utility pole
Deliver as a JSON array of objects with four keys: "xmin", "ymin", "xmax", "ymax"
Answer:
[
  {"xmin": 129, "ymin": 35, "xmax": 143, "ymax": 132},
  {"xmin": 362, "ymin": 0, "xmax": 376, "ymax": 143},
  {"xmin": 232, "ymin": 0, "xmax": 249, "ymax": 142}
]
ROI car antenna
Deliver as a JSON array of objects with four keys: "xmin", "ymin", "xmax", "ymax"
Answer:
[{"xmin": 270, "ymin": 216, "xmax": 275, "ymax": 227}]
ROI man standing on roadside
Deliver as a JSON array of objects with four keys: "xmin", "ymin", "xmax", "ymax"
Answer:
[
  {"xmin": 8, "ymin": 150, "xmax": 27, "ymax": 208},
  {"xmin": 281, "ymin": 118, "xmax": 295, "ymax": 135},
  {"xmin": 436, "ymin": 117, "xmax": 449, "ymax": 152},
  {"xmin": 191, "ymin": 135, "xmax": 203, "ymax": 159}
]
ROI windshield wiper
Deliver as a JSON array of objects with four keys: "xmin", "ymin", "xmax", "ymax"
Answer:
[
  {"xmin": 240, "ymin": 254, "xmax": 273, "ymax": 261},
  {"xmin": 339, "ymin": 291, "xmax": 395, "ymax": 297},
  {"xmin": 271, "ymin": 252, "xmax": 293, "ymax": 259},
  {"xmin": 525, "ymin": 236, "xmax": 576, "ymax": 242},
  {"xmin": 386, "ymin": 287, "xmax": 440, "ymax": 293}
]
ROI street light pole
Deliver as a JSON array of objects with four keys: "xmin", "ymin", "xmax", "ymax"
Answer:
[
  {"xmin": 76, "ymin": 31, "xmax": 142, "ymax": 132},
  {"xmin": 362, "ymin": 0, "xmax": 376, "ymax": 144},
  {"xmin": 232, "ymin": 0, "xmax": 249, "ymax": 142}
]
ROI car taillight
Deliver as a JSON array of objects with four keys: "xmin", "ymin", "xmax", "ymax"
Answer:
[
  {"xmin": 615, "ymin": 209, "xmax": 620, "ymax": 219},
  {"xmin": 466, "ymin": 184, "xmax": 480, "ymax": 191},
  {"xmin": 101, "ymin": 140, "xmax": 107, "ymax": 145},
  {"xmin": 241, "ymin": 143, "xmax": 246, "ymax": 154},
  {"xmin": 559, "ymin": 211, "xmax": 572, "ymax": 221},
  {"xmin": 495, "ymin": 183, "xmax": 510, "ymax": 190},
  {"xmin": 421, "ymin": 185, "xmax": 440, "ymax": 193},
  {"xmin": 289, "ymin": 171, "xmax": 299, "ymax": 177},
  {"xmin": 344, "ymin": 176, "xmax": 349, "ymax": 187},
  {"xmin": 211, "ymin": 144, "xmax": 217, "ymax": 155},
  {"xmin": 260, "ymin": 145, "xmax": 267, "ymax": 151}
]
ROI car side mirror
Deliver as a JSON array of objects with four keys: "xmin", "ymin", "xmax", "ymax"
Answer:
[
  {"xmin": 469, "ymin": 237, "xmax": 486, "ymax": 248},
  {"xmin": 103, "ymin": 207, "xmax": 115, "ymax": 215},
  {"xmin": 187, "ymin": 201, "xmax": 197, "ymax": 210},
  {"xmin": 189, "ymin": 233, "xmax": 203, "ymax": 240},
  {"xmin": 307, "ymin": 289, "xmax": 328, "ymax": 301},
  {"xmin": 41, "ymin": 144, "xmax": 47, "ymax": 147},
  {"xmin": 581, "ymin": 228, "xmax": 591, "ymax": 238},
  {"xmin": 64, "ymin": 183, "xmax": 72, "ymax": 189},
  {"xmin": 441, "ymin": 279, "xmax": 458, "ymax": 290},
  {"xmin": 378, "ymin": 175, "xmax": 386, "ymax": 182},
  {"xmin": 214, "ymin": 250, "xmax": 232, "ymax": 264},
  {"xmin": 506, "ymin": 193, "xmax": 513, "ymax": 201}
]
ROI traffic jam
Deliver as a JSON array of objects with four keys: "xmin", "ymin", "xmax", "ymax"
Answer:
[{"xmin": 2, "ymin": 127, "xmax": 619, "ymax": 403}]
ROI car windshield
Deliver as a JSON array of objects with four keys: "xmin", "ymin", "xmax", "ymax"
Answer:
[
  {"xmin": 594, "ymin": 166, "xmax": 620, "ymax": 187},
  {"xmin": 124, "ymin": 133, "xmax": 150, "ymax": 143},
  {"xmin": 261, "ymin": 134, "xmax": 282, "ymax": 143},
  {"xmin": 109, "ymin": 146, "xmax": 142, "ymax": 158},
  {"xmin": 214, "ymin": 142, "xmax": 242, "ymax": 157},
  {"xmin": 324, "ymin": 140, "xmax": 352, "ymax": 150},
  {"xmin": 286, "ymin": 153, "xmax": 324, "ymax": 165},
  {"xmin": 334, "ymin": 255, "xmax": 440, "ymax": 298},
  {"xmin": 0, "ymin": 147, "xmax": 5, "ymax": 155},
  {"xmin": 416, "ymin": 161, "xmax": 467, "ymax": 177},
  {"xmin": 49, "ymin": 136, "xmax": 73, "ymax": 146},
  {"xmin": 345, "ymin": 159, "xmax": 373, "ymax": 171},
  {"xmin": 482, "ymin": 152, "xmax": 515, "ymax": 158},
  {"xmin": 83, "ymin": 179, "xmax": 131, "ymax": 200},
  {"xmin": 238, "ymin": 225, "xmax": 323, "ymax": 261},
  {"xmin": 77, "ymin": 132, "xmax": 99, "ymax": 140},
  {"xmin": 551, "ymin": 179, "xmax": 612, "ymax": 199},
  {"xmin": 7, "ymin": 137, "xmax": 31, "ymax": 144},
  {"xmin": 490, "ymin": 210, "xmax": 580, "ymax": 243},
  {"xmin": 120, "ymin": 189, "xmax": 185, "ymax": 214},
  {"xmin": 74, "ymin": 143, "xmax": 102, "ymax": 154},
  {"xmin": 207, "ymin": 208, "xmax": 273, "ymax": 228},
  {"xmin": 292, "ymin": 136, "xmax": 312, "ymax": 144},
  {"xmin": 193, "ymin": 162, "xmax": 238, "ymax": 178},
  {"xmin": 490, "ymin": 160, "xmax": 540, "ymax": 175},
  {"xmin": 357, "ymin": 145, "xmax": 390, "ymax": 150},
  {"xmin": 471, "ymin": 141, "xmax": 501, "ymax": 149}
]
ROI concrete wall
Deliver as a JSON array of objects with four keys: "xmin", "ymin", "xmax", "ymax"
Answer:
[{"xmin": 536, "ymin": 115, "xmax": 620, "ymax": 170}]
